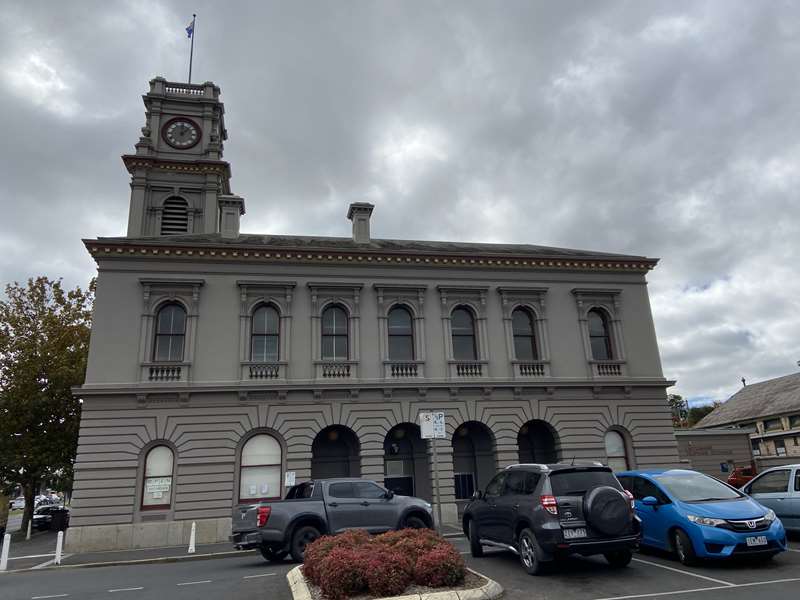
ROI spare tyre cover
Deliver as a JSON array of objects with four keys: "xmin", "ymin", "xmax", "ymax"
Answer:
[{"xmin": 583, "ymin": 485, "xmax": 629, "ymax": 536}]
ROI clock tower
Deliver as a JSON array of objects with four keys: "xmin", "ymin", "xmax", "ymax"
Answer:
[{"xmin": 123, "ymin": 77, "xmax": 244, "ymax": 238}]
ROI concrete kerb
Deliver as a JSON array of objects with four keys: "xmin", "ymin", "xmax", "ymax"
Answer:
[
  {"xmin": 286, "ymin": 565, "xmax": 503, "ymax": 600},
  {"xmin": 0, "ymin": 548, "xmax": 255, "ymax": 575}
]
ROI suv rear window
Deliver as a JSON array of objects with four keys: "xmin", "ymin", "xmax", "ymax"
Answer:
[{"xmin": 549, "ymin": 469, "xmax": 620, "ymax": 496}]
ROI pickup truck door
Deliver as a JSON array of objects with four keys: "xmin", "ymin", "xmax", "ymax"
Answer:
[
  {"xmin": 352, "ymin": 481, "xmax": 397, "ymax": 533},
  {"xmin": 325, "ymin": 482, "xmax": 368, "ymax": 533},
  {"xmin": 745, "ymin": 469, "xmax": 791, "ymax": 518}
]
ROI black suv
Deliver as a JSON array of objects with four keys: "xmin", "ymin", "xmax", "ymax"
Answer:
[{"xmin": 463, "ymin": 463, "xmax": 640, "ymax": 574}]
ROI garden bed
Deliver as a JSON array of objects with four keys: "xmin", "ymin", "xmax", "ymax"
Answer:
[{"xmin": 287, "ymin": 529, "xmax": 502, "ymax": 600}]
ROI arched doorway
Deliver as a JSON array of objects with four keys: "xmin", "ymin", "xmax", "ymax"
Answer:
[
  {"xmin": 383, "ymin": 423, "xmax": 431, "ymax": 500},
  {"xmin": 452, "ymin": 421, "xmax": 496, "ymax": 502},
  {"xmin": 518, "ymin": 420, "xmax": 559, "ymax": 463},
  {"xmin": 311, "ymin": 425, "xmax": 360, "ymax": 479}
]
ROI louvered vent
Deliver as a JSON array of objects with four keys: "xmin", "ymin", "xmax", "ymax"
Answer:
[{"xmin": 160, "ymin": 197, "xmax": 189, "ymax": 235}]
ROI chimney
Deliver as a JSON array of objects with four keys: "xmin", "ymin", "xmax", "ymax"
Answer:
[
  {"xmin": 218, "ymin": 195, "xmax": 246, "ymax": 239},
  {"xmin": 347, "ymin": 202, "xmax": 375, "ymax": 244}
]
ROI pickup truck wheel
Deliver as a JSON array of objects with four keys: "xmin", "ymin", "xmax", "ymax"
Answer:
[
  {"xmin": 519, "ymin": 528, "xmax": 544, "ymax": 575},
  {"xmin": 403, "ymin": 515, "xmax": 427, "ymax": 529},
  {"xmin": 290, "ymin": 525, "xmax": 321, "ymax": 562},
  {"xmin": 259, "ymin": 545, "xmax": 288, "ymax": 563},
  {"xmin": 468, "ymin": 520, "xmax": 484, "ymax": 558}
]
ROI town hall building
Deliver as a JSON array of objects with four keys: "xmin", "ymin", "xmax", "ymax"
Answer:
[{"xmin": 66, "ymin": 77, "xmax": 678, "ymax": 552}]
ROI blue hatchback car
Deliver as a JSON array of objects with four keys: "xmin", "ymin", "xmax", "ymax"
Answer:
[{"xmin": 617, "ymin": 469, "xmax": 786, "ymax": 565}]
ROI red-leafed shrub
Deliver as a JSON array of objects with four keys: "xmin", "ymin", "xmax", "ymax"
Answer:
[
  {"xmin": 303, "ymin": 528, "xmax": 466, "ymax": 599},
  {"xmin": 362, "ymin": 546, "xmax": 414, "ymax": 597},
  {"xmin": 317, "ymin": 547, "xmax": 369, "ymax": 600},
  {"xmin": 414, "ymin": 543, "xmax": 466, "ymax": 587},
  {"xmin": 303, "ymin": 529, "xmax": 370, "ymax": 585}
]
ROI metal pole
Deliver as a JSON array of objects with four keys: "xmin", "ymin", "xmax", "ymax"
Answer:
[
  {"xmin": 26, "ymin": 519, "xmax": 31, "ymax": 541},
  {"xmin": 55, "ymin": 531, "xmax": 63, "ymax": 565},
  {"xmin": 432, "ymin": 439, "xmax": 443, "ymax": 534},
  {"xmin": 188, "ymin": 14, "xmax": 196, "ymax": 84},
  {"xmin": 0, "ymin": 533, "xmax": 10, "ymax": 571}
]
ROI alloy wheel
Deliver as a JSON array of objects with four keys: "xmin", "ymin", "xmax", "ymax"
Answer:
[{"xmin": 521, "ymin": 536, "xmax": 534, "ymax": 568}]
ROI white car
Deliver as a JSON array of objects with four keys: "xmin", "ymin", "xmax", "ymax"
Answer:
[{"xmin": 11, "ymin": 497, "xmax": 25, "ymax": 510}]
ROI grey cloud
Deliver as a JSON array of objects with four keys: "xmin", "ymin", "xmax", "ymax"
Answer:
[{"xmin": 1, "ymin": 0, "xmax": 798, "ymax": 403}]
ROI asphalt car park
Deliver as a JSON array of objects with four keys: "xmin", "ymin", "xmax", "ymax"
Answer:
[{"xmin": 451, "ymin": 533, "xmax": 800, "ymax": 600}]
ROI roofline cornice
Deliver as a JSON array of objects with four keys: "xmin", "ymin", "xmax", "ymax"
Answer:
[
  {"xmin": 121, "ymin": 155, "xmax": 231, "ymax": 179},
  {"xmin": 83, "ymin": 238, "xmax": 659, "ymax": 274}
]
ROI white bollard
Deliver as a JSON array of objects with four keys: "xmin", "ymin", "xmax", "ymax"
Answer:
[
  {"xmin": 55, "ymin": 531, "xmax": 64, "ymax": 565},
  {"xmin": 188, "ymin": 521, "xmax": 196, "ymax": 554},
  {"xmin": 0, "ymin": 533, "xmax": 10, "ymax": 572},
  {"xmin": 26, "ymin": 520, "xmax": 32, "ymax": 541}
]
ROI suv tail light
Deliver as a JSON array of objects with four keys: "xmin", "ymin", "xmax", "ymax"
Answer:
[
  {"xmin": 623, "ymin": 490, "xmax": 635, "ymax": 510},
  {"xmin": 540, "ymin": 495, "xmax": 558, "ymax": 516},
  {"xmin": 257, "ymin": 506, "xmax": 271, "ymax": 527}
]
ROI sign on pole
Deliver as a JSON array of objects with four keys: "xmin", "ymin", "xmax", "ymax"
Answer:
[
  {"xmin": 419, "ymin": 412, "xmax": 446, "ymax": 532},
  {"xmin": 420, "ymin": 411, "xmax": 445, "ymax": 439}
]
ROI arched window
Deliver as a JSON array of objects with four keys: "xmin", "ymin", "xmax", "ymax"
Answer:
[
  {"xmin": 321, "ymin": 305, "xmax": 348, "ymax": 361},
  {"xmin": 240, "ymin": 434, "xmax": 282, "ymax": 502},
  {"xmin": 153, "ymin": 303, "xmax": 186, "ymax": 362},
  {"xmin": 160, "ymin": 197, "xmax": 189, "ymax": 235},
  {"xmin": 451, "ymin": 307, "xmax": 477, "ymax": 361},
  {"xmin": 251, "ymin": 305, "xmax": 279, "ymax": 362},
  {"xmin": 142, "ymin": 445, "xmax": 174, "ymax": 510},
  {"xmin": 604, "ymin": 430, "xmax": 629, "ymax": 471},
  {"xmin": 588, "ymin": 309, "xmax": 613, "ymax": 360},
  {"xmin": 512, "ymin": 308, "xmax": 538, "ymax": 361},
  {"xmin": 388, "ymin": 306, "xmax": 414, "ymax": 361}
]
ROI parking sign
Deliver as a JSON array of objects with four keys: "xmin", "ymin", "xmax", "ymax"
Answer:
[{"xmin": 420, "ymin": 411, "xmax": 446, "ymax": 439}]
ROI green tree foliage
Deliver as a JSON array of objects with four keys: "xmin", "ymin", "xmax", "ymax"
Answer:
[
  {"xmin": 0, "ymin": 277, "xmax": 94, "ymax": 532},
  {"xmin": 669, "ymin": 394, "xmax": 688, "ymax": 428},
  {"xmin": 687, "ymin": 402, "xmax": 722, "ymax": 427}
]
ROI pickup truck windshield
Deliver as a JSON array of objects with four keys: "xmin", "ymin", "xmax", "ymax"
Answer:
[
  {"xmin": 656, "ymin": 472, "xmax": 741, "ymax": 502},
  {"xmin": 550, "ymin": 469, "xmax": 620, "ymax": 496}
]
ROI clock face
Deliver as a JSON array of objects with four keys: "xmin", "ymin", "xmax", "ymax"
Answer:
[{"xmin": 162, "ymin": 117, "xmax": 201, "ymax": 149}]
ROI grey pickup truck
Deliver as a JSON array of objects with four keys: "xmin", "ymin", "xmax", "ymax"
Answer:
[{"xmin": 231, "ymin": 478, "xmax": 434, "ymax": 562}]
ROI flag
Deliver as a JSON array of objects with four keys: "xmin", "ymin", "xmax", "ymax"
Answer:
[{"xmin": 185, "ymin": 19, "xmax": 194, "ymax": 38}]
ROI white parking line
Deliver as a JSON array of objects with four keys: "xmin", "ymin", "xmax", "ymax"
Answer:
[
  {"xmin": 109, "ymin": 588, "xmax": 144, "ymax": 593},
  {"xmin": 593, "ymin": 576, "xmax": 800, "ymax": 600},
  {"xmin": 177, "ymin": 580, "xmax": 212, "ymax": 586},
  {"xmin": 787, "ymin": 547, "xmax": 800, "ymax": 553},
  {"xmin": 631, "ymin": 558, "xmax": 734, "ymax": 586},
  {"xmin": 31, "ymin": 595, "xmax": 69, "ymax": 599},
  {"xmin": 8, "ymin": 553, "xmax": 55, "ymax": 560},
  {"xmin": 243, "ymin": 573, "xmax": 276, "ymax": 579}
]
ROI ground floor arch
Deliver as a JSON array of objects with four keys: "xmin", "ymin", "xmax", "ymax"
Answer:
[
  {"xmin": 452, "ymin": 421, "xmax": 496, "ymax": 501},
  {"xmin": 518, "ymin": 419, "xmax": 560, "ymax": 464},
  {"xmin": 311, "ymin": 425, "xmax": 360, "ymax": 479},
  {"xmin": 383, "ymin": 423, "xmax": 431, "ymax": 500}
]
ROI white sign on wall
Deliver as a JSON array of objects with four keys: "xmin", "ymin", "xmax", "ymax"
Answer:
[
  {"xmin": 145, "ymin": 478, "xmax": 171, "ymax": 493},
  {"xmin": 420, "ymin": 412, "xmax": 446, "ymax": 439},
  {"xmin": 284, "ymin": 471, "xmax": 296, "ymax": 487}
]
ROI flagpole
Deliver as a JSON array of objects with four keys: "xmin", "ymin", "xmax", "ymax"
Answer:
[{"xmin": 188, "ymin": 14, "xmax": 196, "ymax": 84}]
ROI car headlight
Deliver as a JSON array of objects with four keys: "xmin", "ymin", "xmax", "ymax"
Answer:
[
  {"xmin": 763, "ymin": 509, "xmax": 776, "ymax": 523},
  {"xmin": 686, "ymin": 514, "xmax": 726, "ymax": 527}
]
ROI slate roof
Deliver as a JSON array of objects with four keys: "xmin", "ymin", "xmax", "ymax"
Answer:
[
  {"xmin": 92, "ymin": 233, "xmax": 655, "ymax": 262},
  {"xmin": 695, "ymin": 372, "xmax": 800, "ymax": 428}
]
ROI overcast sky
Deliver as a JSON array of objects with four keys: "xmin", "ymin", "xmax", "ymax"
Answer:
[{"xmin": 1, "ymin": 1, "xmax": 798, "ymax": 405}]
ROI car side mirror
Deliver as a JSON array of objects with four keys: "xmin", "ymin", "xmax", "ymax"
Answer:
[
  {"xmin": 472, "ymin": 490, "xmax": 483, "ymax": 501},
  {"xmin": 384, "ymin": 490, "xmax": 394, "ymax": 500},
  {"xmin": 642, "ymin": 496, "xmax": 659, "ymax": 507}
]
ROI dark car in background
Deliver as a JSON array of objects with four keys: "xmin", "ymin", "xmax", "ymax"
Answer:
[
  {"xmin": 463, "ymin": 463, "xmax": 639, "ymax": 575},
  {"xmin": 32, "ymin": 504, "xmax": 70, "ymax": 531}
]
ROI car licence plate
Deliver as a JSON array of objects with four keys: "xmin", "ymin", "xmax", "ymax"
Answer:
[
  {"xmin": 746, "ymin": 536, "xmax": 768, "ymax": 547},
  {"xmin": 563, "ymin": 527, "xmax": 587, "ymax": 539}
]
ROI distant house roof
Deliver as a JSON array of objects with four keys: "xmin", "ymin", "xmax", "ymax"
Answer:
[
  {"xmin": 91, "ymin": 232, "xmax": 655, "ymax": 262},
  {"xmin": 695, "ymin": 372, "xmax": 800, "ymax": 428}
]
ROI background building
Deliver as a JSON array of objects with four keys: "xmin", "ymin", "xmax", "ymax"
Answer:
[
  {"xmin": 695, "ymin": 372, "xmax": 800, "ymax": 470},
  {"xmin": 66, "ymin": 78, "xmax": 679, "ymax": 552}
]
